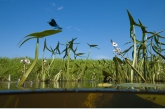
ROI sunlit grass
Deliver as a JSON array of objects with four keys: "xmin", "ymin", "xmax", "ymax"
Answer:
[{"xmin": 0, "ymin": 57, "xmax": 113, "ymax": 81}]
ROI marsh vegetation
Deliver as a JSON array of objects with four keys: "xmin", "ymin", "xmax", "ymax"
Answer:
[{"xmin": 0, "ymin": 10, "xmax": 165, "ymax": 88}]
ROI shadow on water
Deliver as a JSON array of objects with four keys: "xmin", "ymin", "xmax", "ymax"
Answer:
[{"xmin": 0, "ymin": 81, "xmax": 165, "ymax": 108}]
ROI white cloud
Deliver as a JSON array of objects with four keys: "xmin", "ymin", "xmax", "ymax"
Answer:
[
  {"xmin": 44, "ymin": 2, "xmax": 56, "ymax": 12},
  {"xmin": 77, "ymin": 29, "xmax": 81, "ymax": 31},
  {"xmin": 66, "ymin": 26, "xmax": 72, "ymax": 29},
  {"xmin": 52, "ymin": 3, "xmax": 56, "ymax": 6},
  {"xmin": 58, "ymin": 6, "xmax": 63, "ymax": 10}
]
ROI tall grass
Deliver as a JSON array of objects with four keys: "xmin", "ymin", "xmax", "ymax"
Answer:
[
  {"xmin": 0, "ymin": 56, "xmax": 165, "ymax": 83},
  {"xmin": 0, "ymin": 57, "xmax": 112, "ymax": 82}
]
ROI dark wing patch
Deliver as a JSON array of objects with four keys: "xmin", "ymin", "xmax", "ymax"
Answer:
[{"xmin": 48, "ymin": 19, "xmax": 57, "ymax": 27}]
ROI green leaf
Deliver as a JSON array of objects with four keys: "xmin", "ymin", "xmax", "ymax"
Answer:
[
  {"xmin": 102, "ymin": 70, "xmax": 110, "ymax": 77},
  {"xmin": 43, "ymin": 38, "xmax": 47, "ymax": 51},
  {"xmin": 73, "ymin": 44, "xmax": 78, "ymax": 54},
  {"xmin": 154, "ymin": 36, "xmax": 165, "ymax": 45},
  {"xmin": 27, "ymin": 29, "xmax": 62, "ymax": 38},
  {"xmin": 18, "ymin": 37, "xmax": 36, "ymax": 47},
  {"xmin": 18, "ymin": 29, "xmax": 62, "ymax": 47},
  {"xmin": 75, "ymin": 53, "xmax": 85, "ymax": 56},
  {"xmin": 113, "ymin": 56, "xmax": 123, "ymax": 64},
  {"xmin": 127, "ymin": 10, "xmax": 139, "ymax": 26},
  {"xmin": 62, "ymin": 46, "xmax": 68, "ymax": 59},
  {"xmin": 123, "ymin": 40, "xmax": 133, "ymax": 46},
  {"xmin": 68, "ymin": 37, "xmax": 78, "ymax": 51},
  {"xmin": 87, "ymin": 43, "xmax": 100, "ymax": 49},
  {"xmin": 147, "ymin": 30, "xmax": 164, "ymax": 40},
  {"xmin": 54, "ymin": 41, "xmax": 61, "ymax": 54},
  {"xmin": 138, "ymin": 19, "xmax": 147, "ymax": 34},
  {"xmin": 127, "ymin": 9, "xmax": 140, "ymax": 36},
  {"xmin": 151, "ymin": 44, "xmax": 165, "ymax": 60},
  {"xmin": 122, "ymin": 45, "xmax": 133, "ymax": 56},
  {"xmin": 45, "ymin": 45, "xmax": 51, "ymax": 52}
]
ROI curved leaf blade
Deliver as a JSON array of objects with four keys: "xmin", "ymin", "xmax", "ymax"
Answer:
[
  {"xmin": 151, "ymin": 44, "xmax": 165, "ymax": 60},
  {"xmin": 18, "ymin": 37, "xmax": 36, "ymax": 47},
  {"xmin": 27, "ymin": 29, "xmax": 62, "ymax": 38}
]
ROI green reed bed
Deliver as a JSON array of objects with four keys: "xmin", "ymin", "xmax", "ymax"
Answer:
[
  {"xmin": 0, "ymin": 57, "xmax": 113, "ymax": 82},
  {"xmin": 0, "ymin": 56, "xmax": 164, "ymax": 83}
]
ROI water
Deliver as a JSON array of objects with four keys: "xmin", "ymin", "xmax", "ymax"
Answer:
[
  {"xmin": 0, "ymin": 81, "xmax": 165, "ymax": 108},
  {"xmin": 0, "ymin": 80, "xmax": 102, "ymax": 90},
  {"xmin": 0, "ymin": 80, "xmax": 165, "ymax": 93}
]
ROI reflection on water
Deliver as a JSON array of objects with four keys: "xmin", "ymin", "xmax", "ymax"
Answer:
[
  {"xmin": 7, "ymin": 82, "xmax": 10, "ymax": 89},
  {"xmin": 0, "ymin": 80, "xmax": 103, "ymax": 90},
  {"xmin": 0, "ymin": 81, "xmax": 165, "ymax": 92},
  {"xmin": 116, "ymin": 83, "xmax": 165, "ymax": 91}
]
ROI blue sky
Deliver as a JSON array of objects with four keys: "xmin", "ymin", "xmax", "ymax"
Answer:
[{"xmin": 0, "ymin": 0, "xmax": 165, "ymax": 60}]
